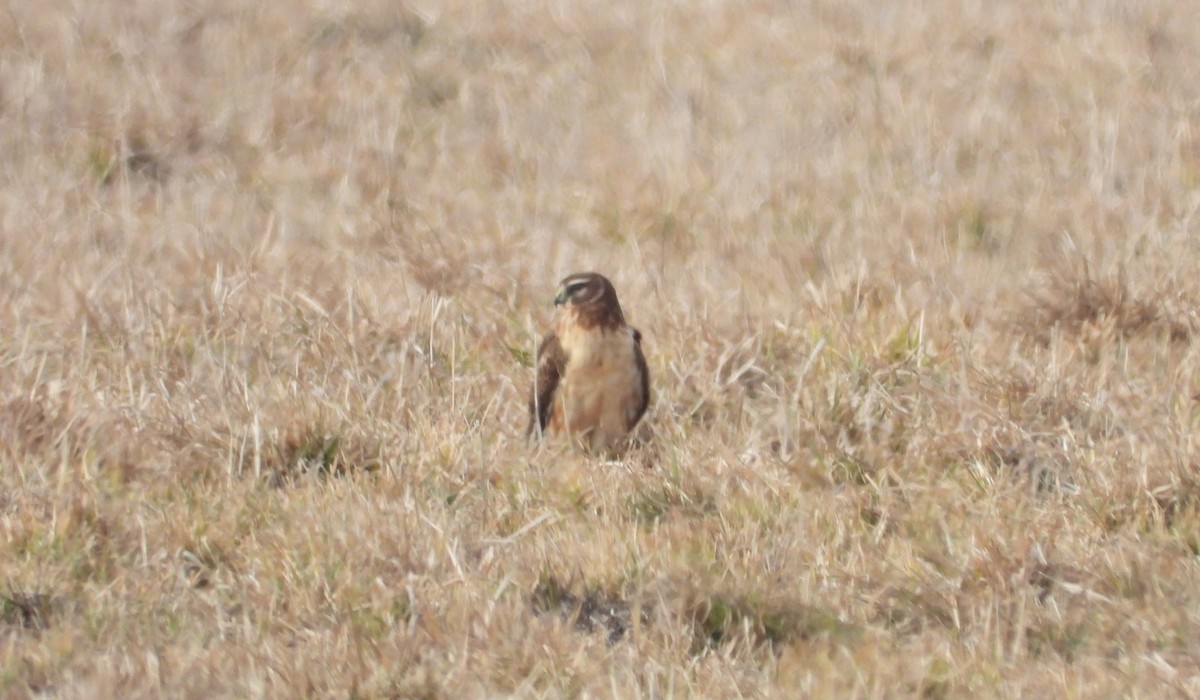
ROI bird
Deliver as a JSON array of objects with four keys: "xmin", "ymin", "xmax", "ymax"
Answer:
[{"xmin": 527, "ymin": 272, "xmax": 650, "ymax": 454}]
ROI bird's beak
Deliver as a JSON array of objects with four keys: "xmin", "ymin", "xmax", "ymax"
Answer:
[{"xmin": 553, "ymin": 287, "xmax": 568, "ymax": 307}]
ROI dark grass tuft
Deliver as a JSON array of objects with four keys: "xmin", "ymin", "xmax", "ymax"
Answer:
[
  {"xmin": 1016, "ymin": 260, "xmax": 1193, "ymax": 344},
  {"xmin": 261, "ymin": 421, "xmax": 381, "ymax": 486},
  {"xmin": 530, "ymin": 575, "xmax": 648, "ymax": 644},
  {"xmin": 686, "ymin": 590, "xmax": 859, "ymax": 653},
  {"xmin": 0, "ymin": 589, "xmax": 55, "ymax": 631}
]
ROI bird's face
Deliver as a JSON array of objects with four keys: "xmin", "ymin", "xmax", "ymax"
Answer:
[
  {"xmin": 554, "ymin": 272, "xmax": 611, "ymax": 308},
  {"xmin": 553, "ymin": 272, "xmax": 626, "ymax": 329}
]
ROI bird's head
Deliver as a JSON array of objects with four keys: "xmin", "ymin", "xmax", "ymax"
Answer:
[{"xmin": 553, "ymin": 272, "xmax": 625, "ymax": 328}]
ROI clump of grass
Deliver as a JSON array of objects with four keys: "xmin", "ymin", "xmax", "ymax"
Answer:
[
  {"xmin": 1, "ymin": 392, "xmax": 143, "ymax": 486},
  {"xmin": 685, "ymin": 590, "xmax": 858, "ymax": 652},
  {"xmin": 624, "ymin": 476, "xmax": 716, "ymax": 525},
  {"xmin": 1152, "ymin": 474, "xmax": 1200, "ymax": 528},
  {"xmin": 259, "ymin": 421, "xmax": 380, "ymax": 486},
  {"xmin": 982, "ymin": 445, "xmax": 1073, "ymax": 495},
  {"xmin": 87, "ymin": 134, "xmax": 171, "ymax": 186},
  {"xmin": 530, "ymin": 575, "xmax": 646, "ymax": 644},
  {"xmin": 1016, "ymin": 260, "xmax": 1193, "ymax": 344},
  {"xmin": 0, "ymin": 588, "xmax": 54, "ymax": 631},
  {"xmin": 870, "ymin": 586, "xmax": 957, "ymax": 637},
  {"xmin": 0, "ymin": 396, "xmax": 61, "ymax": 459},
  {"xmin": 1142, "ymin": 473, "xmax": 1200, "ymax": 555},
  {"xmin": 802, "ymin": 353, "xmax": 933, "ymax": 487}
]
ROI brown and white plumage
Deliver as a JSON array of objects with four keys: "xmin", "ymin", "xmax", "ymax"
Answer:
[{"xmin": 527, "ymin": 272, "xmax": 650, "ymax": 453}]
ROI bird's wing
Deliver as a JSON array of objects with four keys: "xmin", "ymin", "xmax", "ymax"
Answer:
[
  {"xmin": 629, "ymin": 327, "xmax": 650, "ymax": 429},
  {"xmin": 527, "ymin": 331, "xmax": 566, "ymax": 438}
]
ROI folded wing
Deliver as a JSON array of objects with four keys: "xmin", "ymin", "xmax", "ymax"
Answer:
[{"xmin": 527, "ymin": 331, "xmax": 565, "ymax": 438}]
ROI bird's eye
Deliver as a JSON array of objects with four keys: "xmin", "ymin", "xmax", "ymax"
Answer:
[{"xmin": 566, "ymin": 281, "xmax": 588, "ymax": 296}]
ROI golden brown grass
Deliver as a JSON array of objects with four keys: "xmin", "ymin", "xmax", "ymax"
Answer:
[{"xmin": 4, "ymin": 0, "xmax": 1200, "ymax": 696}]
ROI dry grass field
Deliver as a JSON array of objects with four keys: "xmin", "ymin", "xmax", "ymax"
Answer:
[{"xmin": 4, "ymin": 0, "xmax": 1200, "ymax": 696}]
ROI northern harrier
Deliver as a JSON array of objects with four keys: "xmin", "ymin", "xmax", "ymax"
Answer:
[{"xmin": 527, "ymin": 272, "xmax": 650, "ymax": 453}]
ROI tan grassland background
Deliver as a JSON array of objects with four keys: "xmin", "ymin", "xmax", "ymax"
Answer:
[{"xmin": 4, "ymin": 0, "xmax": 1200, "ymax": 696}]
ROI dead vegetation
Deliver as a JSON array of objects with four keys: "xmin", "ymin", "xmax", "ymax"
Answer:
[
  {"xmin": 1017, "ymin": 258, "xmax": 1196, "ymax": 345},
  {"xmin": 3, "ymin": 0, "xmax": 1200, "ymax": 696}
]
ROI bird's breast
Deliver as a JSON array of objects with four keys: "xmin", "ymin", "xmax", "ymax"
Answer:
[{"xmin": 554, "ymin": 326, "xmax": 644, "ymax": 448}]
